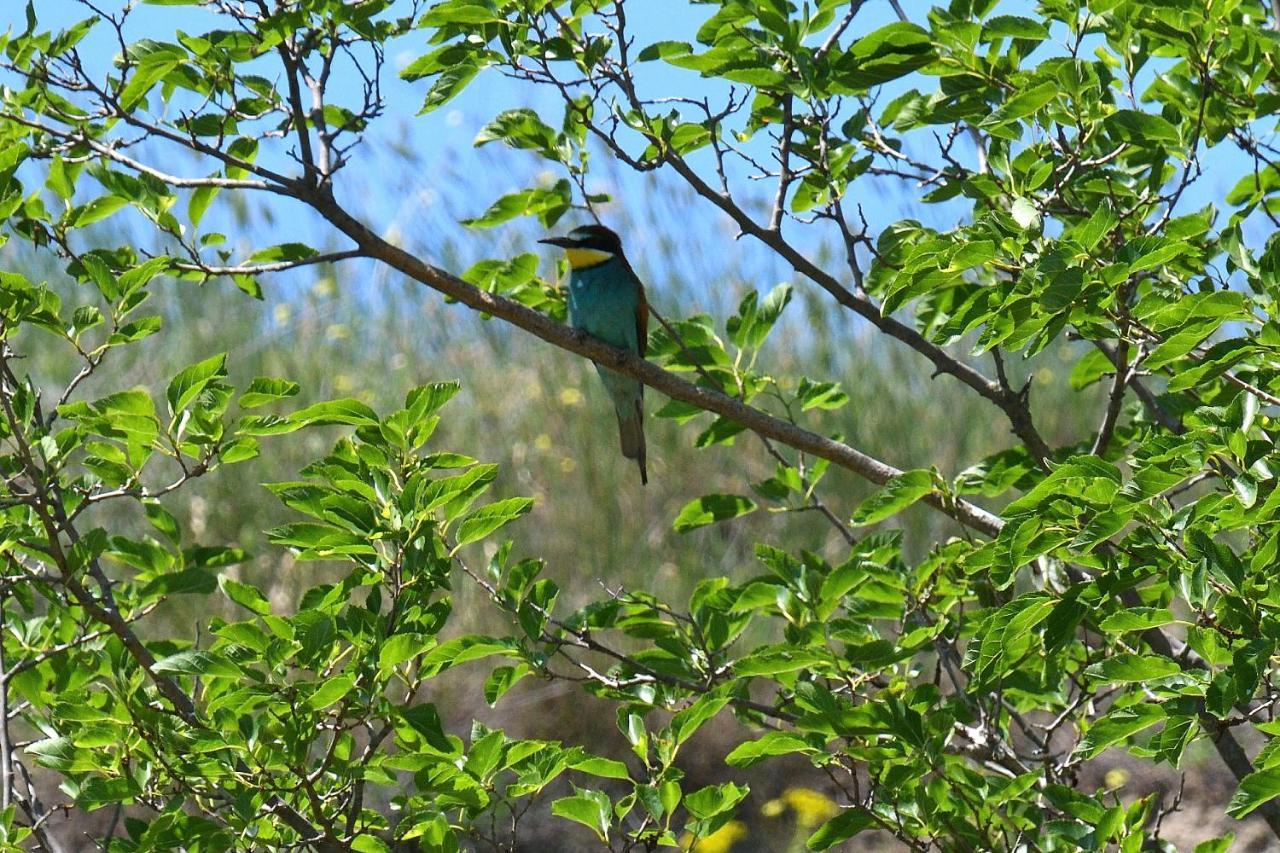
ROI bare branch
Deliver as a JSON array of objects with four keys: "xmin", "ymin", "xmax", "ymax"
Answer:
[
  {"xmin": 1090, "ymin": 338, "xmax": 1129, "ymax": 456},
  {"xmin": 768, "ymin": 94, "xmax": 794, "ymax": 233},
  {"xmin": 173, "ymin": 248, "xmax": 363, "ymax": 277},
  {"xmin": 0, "ymin": 592, "xmax": 11, "ymax": 812},
  {"xmin": 0, "ymin": 111, "xmax": 296, "ymax": 196}
]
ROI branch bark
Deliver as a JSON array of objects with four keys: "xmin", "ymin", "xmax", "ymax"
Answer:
[{"xmin": 304, "ymin": 186, "xmax": 1006, "ymax": 538}]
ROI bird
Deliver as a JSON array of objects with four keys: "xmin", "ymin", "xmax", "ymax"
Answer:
[{"xmin": 539, "ymin": 224, "xmax": 649, "ymax": 486}]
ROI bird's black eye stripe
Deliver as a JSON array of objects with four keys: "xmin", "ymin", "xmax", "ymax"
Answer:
[{"xmin": 568, "ymin": 225, "xmax": 623, "ymax": 253}]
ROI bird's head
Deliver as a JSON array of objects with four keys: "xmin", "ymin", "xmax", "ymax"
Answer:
[{"xmin": 539, "ymin": 224, "xmax": 624, "ymax": 270}]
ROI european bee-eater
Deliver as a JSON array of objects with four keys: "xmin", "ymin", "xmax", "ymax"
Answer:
[{"xmin": 539, "ymin": 224, "xmax": 649, "ymax": 485}]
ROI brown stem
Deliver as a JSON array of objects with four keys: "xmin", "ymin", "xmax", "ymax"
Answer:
[
  {"xmin": 1091, "ymin": 337, "xmax": 1129, "ymax": 456},
  {"xmin": 0, "ymin": 590, "xmax": 10, "ymax": 812}
]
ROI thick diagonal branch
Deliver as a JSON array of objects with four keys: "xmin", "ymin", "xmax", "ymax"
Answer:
[{"xmin": 304, "ymin": 186, "xmax": 1005, "ymax": 538}]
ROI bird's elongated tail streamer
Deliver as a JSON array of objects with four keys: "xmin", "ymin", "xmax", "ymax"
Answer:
[{"xmin": 615, "ymin": 401, "xmax": 648, "ymax": 486}]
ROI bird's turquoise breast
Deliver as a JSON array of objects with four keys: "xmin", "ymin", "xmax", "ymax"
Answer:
[{"xmin": 568, "ymin": 259, "xmax": 639, "ymax": 352}]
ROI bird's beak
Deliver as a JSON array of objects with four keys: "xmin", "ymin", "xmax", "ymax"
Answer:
[{"xmin": 538, "ymin": 236, "xmax": 575, "ymax": 248}]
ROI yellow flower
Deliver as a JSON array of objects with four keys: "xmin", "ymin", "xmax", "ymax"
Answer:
[
  {"xmin": 762, "ymin": 788, "xmax": 839, "ymax": 829},
  {"xmin": 681, "ymin": 820, "xmax": 747, "ymax": 853},
  {"xmin": 558, "ymin": 387, "xmax": 583, "ymax": 407},
  {"xmin": 1104, "ymin": 768, "xmax": 1129, "ymax": 790}
]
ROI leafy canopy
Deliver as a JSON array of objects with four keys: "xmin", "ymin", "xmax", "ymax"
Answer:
[{"xmin": 0, "ymin": 0, "xmax": 1279, "ymax": 850}]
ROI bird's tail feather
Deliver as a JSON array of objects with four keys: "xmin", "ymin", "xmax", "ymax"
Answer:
[{"xmin": 615, "ymin": 401, "xmax": 648, "ymax": 486}]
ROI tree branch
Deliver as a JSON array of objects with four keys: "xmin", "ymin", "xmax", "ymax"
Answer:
[
  {"xmin": 303, "ymin": 186, "xmax": 1006, "ymax": 538},
  {"xmin": 659, "ymin": 154, "xmax": 1053, "ymax": 464},
  {"xmin": 173, "ymin": 248, "xmax": 363, "ymax": 277},
  {"xmin": 1090, "ymin": 337, "xmax": 1129, "ymax": 456}
]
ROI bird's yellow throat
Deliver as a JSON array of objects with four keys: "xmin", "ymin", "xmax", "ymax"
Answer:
[{"xmin": 565, "ymin": 247, "xmax": 615, "ymax": 269}]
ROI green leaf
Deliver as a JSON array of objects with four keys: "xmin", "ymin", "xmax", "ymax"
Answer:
[
  {"xmin": 246, "ymin": 242, "xmax": 318, "ymax": 264},
  {"xmin": 1104, "ymin": 110, "xmax": 1180, "ymax": 146},
  {"xmin": 551, "ymin": 789, "xmax": 612, "ymax": 842},
  {"xmin": 1075, "ymin": 706, "xmax": 1164, "ymax": 759},
  {"xmin": 982, "ymin": 81, "xmax": 1057, "ymax": 128},
  {"xmin": 1010, "ymin": 197, "xmax": 1041, "ymax": 230},
  {"xmin": 26, "ymin": 737, "xmax": 78, "ymax": 772},
  {"xmin": 70, "ymin": 195, "xmax": 128, "ymax": 227},
  {"xmin": 981, "ymin": 15, "xmax": 1050, "ymax": 41},
  {"xmin": 483, "ymin": 664, "xmax": 530, "ymax": 706},
  {"xmin": 290, "ymin": 398, "xmax": 380, "ymax": 427},
  {"xmin": 400, "ymin": 703, "xmax": 454, "ymax": 753},
  {"xmin": 118, "ymin": 45, "xmax": 184, "ymax": 110},
  {"xmin": 568, "ymin": 754, "xmax": 632, "ymax": 781},
  {"xmin": 673, "ymin": 494, "xmax": 758, "ymax": 532},
  {"xmin": 188, "ymin": 185, "xmax": 218, "ymax": 227},
  {"xmin": 238, "ymin": 377, "xmax": 300, "ymax": 409},
  {"xmin": 670, "ymin": 693, "xmax": 730, "ymax": 747},
  {"xmin": 684, "ymin": 782, "xmax": 748, "ymax": 820},
  {"xmin": 420, "ymin": 1, "xmax": 504, "ymax": 25},
  {"xmin": 379, "ymin": 633, "xmax": 432, "ymax": 675},
  {"xmin": 1228, "ymin": 766, "xmax": 1280, "ymax": 818},
  {"xmin": 109, "ymin": 316, "xmax": 163, "ymax": 345},
  {"xmin": 153, "ymin": 650, "xmax": 242, "ymax": 678},
  {"xmin": 808, "ymin": 808, "xmax": 874, "ymax": 850},
  {"xmin": 463, "ymin": 255, "xmax": 538, "ymax": 293},
  {"xmin": 306, "ymin": 674, "xmax": 355, "ymax": 710},
  {"xmin": 218, "ymin": 575, "xmax": 272, "ymax": 615},
  {"xmin": 166, "ymin": 353, "xmax": 227, "ymax": 414},
  {"xmin": 1072, "ymin": 204, "xmax": 1117, "ymax": 251},
  {"xmin": 474, "ymin": 109, "xmax": 560, "ymax": 156},
  {"xmin": 970, "ymin": 594, "xmax": 1055, "ymax": 686},
  {"xmin": 417, "ymin": 63, "xmax": 480, "ymax": 115},
  {"xmin": 407, "ymin": 382, "xmax": 462, "ymax": 419},
  {"xmin": 452, "ymin": 497, "xmax": 534, "ymax": 548},
  {"xmin": 850, "ymin": 470, "xmax": 934, "ymax": 525},
  {"xmin": 420, "ymin": 635, "xmax": 514, "ymax": 674},
  {"xmin": 1068, "ymin": 348, "xmax": 1114, "ymax": 390},
  {"xmin": 215, "ymin": 438, "xmax": 259, "ymax": 463},
  {"xmin": 143, "ymin": 499, "xmax": 180, "ymax": 544},
  {"xmin": 745, "ymin": 282, "xmax": 791, "ymax": 349},
  {"xmin": 1098, "ymin": 608, "xmax": 1178, "ymax": 633},
  {"xmin": 351, "ymin": 837, "xmax": 390, "ymax": 853},
  {"xmin": 462, "ymin": 182, "xmax": 572, "ymax": 229},
  {"xmin": 638, "ymin": 40, "xmax": 693, "ymax": 62},
  {"xmin": 1086, "ymin": 654, "xmax": 1181, "ymax": 684},
  {"xmin": 796, "ymin": 378, "xmax": 849, "ymax": 411},
  {"xmin": 725, "ymin": 732, "xmax": 817, "ymax": 767},
  {"xmin": 833, "ymin": 22, "xmax": 935, "ymax": 90}
]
